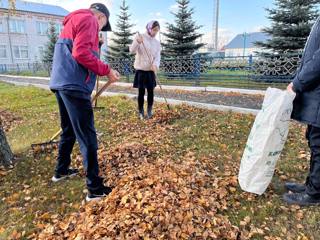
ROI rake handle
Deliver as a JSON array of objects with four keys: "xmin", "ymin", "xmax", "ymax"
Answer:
[
  {"xmin": 94, "ymin": 47, "xmax": 102, "ymax": 107},
  {"xmin": 50, "ymin": 80, "xmax": 113, "ymax": 142},
  {"xmin": 91, "ymin": 80, "xmax": 113, "ymax": 103}
]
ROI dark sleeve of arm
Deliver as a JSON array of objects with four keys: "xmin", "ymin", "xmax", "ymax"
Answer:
[{"xmin": 293, "ymin": 49, "xmax": 320, "ymax": 92}]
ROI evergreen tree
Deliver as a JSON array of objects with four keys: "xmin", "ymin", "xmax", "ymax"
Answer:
[
  {"xmin": 42, "ymin": 22, "xmax": 58, "ymax": 71},
  {"xmin": 162, "ymin": 0, "xmax": 204, "ymax": 58},
  {"xmin": 256, "ymin": 0, "xmax": 319, "ymax": 54},
  {"xmin": 106, "ymin": 0, "xmax": 134, "ymax": 60}
]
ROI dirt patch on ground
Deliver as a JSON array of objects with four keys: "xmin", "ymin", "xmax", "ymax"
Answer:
[{"xmin": 107, "ymin": 85, "xmax": 264, "ymax": 109}]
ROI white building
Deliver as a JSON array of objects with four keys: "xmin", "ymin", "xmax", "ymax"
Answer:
[
  {"xmin": 0, "ymin": 0, "xmax": 69, "ymax": 65},
  {"xmin": 224, "ymin": 32, "xmax": 270, "ymax": 57}
]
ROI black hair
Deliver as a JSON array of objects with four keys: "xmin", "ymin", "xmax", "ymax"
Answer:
[{"xmin": 152, "ymin": 21, "xmax": 160, "ymax": 29}]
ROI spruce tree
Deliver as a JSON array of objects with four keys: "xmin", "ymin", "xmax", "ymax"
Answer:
[
  {"xmin": 256, "ymin": 0, "xmax": 319, "ymax": 53},
  {"xmin": 42, "ymin": 22, "xmax": 58, "ymax": 72},
  {"xmin": 107, "ymin": 0, "xmax": 134, "ymax": 60},
  {"xmin": 162, "ymin": 0, "xmax": 204, "ymax": 58}
]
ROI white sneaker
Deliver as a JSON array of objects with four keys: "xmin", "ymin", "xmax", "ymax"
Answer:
[
  {"xmin": 51, "ymin": 168, "xmax": 79, "ymax": 182},
  {"xmin": 86, "ymin": 186, "xmax": 112, "ymax": 202}
]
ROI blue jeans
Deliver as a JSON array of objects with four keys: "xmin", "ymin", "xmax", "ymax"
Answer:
[{"xmin": 54, "ymin": 90, "xmax": 103, "ymax": 191}]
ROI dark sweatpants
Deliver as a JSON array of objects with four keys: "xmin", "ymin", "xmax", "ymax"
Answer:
[
  {"xmin": 54, "ymin": 90, "xmax": 103, "ymax": 191},
  {"xmin": 306, "ymin": 125, "xmax": 320, "ymax": 198}
]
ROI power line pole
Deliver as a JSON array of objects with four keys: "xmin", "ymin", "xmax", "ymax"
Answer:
[
  {"xmin": 212, "ymin": 0, "xmax": 219, "ymax": 51},
  {"xmin": 242, "ymin": 32, "xmax": 247, "ymax": 57}
]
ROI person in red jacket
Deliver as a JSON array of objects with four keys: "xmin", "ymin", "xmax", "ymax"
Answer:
[{"xmin": 49, "ymin": 3, "xmax": 120, "ymax": 201}]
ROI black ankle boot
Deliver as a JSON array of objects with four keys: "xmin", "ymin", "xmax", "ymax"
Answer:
[
  {"xmin": 138, "ymin": 108, "xmax": 144, "ymax": 120},
  {"xmin": 285, "ymin": 182, "xmax": 306, "ymax": 193},
  {"xmin": 147, "ymin": 105, "xmax": 153, "ymax": 119}
]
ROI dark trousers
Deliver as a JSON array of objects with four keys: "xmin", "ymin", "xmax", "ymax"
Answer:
[
  {"xmin": 138, "ymin": 88, "xmax": 154, "ymax": 112},
  {"xmin": 54, "ymin": 91, "xmax": 103, "ymax": 191},
  {"xmin": 305, "ymin": 125, "xmax": 320, "ymax": 198}
]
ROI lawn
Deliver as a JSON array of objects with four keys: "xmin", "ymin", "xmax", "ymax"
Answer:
[
  {"xmin": 0, "ymin": 81, "xmax": 318, "ymax": 240},
  {"xmin": 1, "ymin": 70, "xmax": 288, "ymax": 90}
]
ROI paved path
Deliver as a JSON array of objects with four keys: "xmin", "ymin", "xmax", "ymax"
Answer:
[{"xmin": 0, "ymin": 75, "xmax": 262, "ymax": 115}]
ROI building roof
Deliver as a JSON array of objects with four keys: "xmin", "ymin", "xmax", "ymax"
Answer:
[
  {"xmin": 225, "ymin": 32, "xmax": 270, "ymax": 49},
  {"xmin": 0, "ymin": 0, "xmax": 69, "ymax": 17}
]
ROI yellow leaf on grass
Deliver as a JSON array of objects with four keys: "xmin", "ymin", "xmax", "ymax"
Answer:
[
  {"xmin": 136, "ymin": 191, "xmax": 143, "ymax": 200},
  {"xmin": 39, "ymin": 212, "xmax": 51, "ymax": 220}
]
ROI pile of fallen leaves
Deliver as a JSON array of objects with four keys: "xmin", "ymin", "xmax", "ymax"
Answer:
[
  {"xmin": 73, "ymin": 108, "xmax": 181, "ymax": 180},
  {"xmin": 37, "ymin": 107, "xmax": 246, "ymax": 239},
  {"xmin": 73, "ymin": 142, "xmax": 154, "ymax": 176},
  {"xmin": 0, "ymin": 109, "xmax": 22, "ymax": 132},
  {"xmin": 97, "ymin": 142, "xmax": 153, "ymax": 187},
  {"xmin": 148, "ymin": 108, "xmax": 181, "ymax": 125},
  {"xmin": 35, "ymin": 106, "xmax": 281, "ymax": 239},
  {"xmin": 37, "ymin": 151, "xmax": 243, "ymax": 240}
]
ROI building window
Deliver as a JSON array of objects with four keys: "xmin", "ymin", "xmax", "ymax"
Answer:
[
  {"xmin": 38, "ymin": 46, "xmax": 44, "ymax": 58},
  {"xmin": 36, "ymin": 21, "xmax": 48, "ymax": 35},
  {"xmin": 0, "ymin": 45, "xmax": 7, "ymax": 58},
  {"xmin": 9, "ymin": 19, "xmax": 25, "ymax": 33},
  {"xmin": 13, "ymin": 46, "xmax": 29, "ymax": 59},
  {"xmin": 55, "ymin": 23, "xmax": 62, "ymax": 34},
  {"xmin": 0, "ymin": 20, "xmax": 4, "ymax": 33}
]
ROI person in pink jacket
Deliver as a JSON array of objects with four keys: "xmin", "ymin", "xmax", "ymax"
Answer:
[{"xmin": 130, "ymin": 21, "xmax": 161, "ymax": 119}]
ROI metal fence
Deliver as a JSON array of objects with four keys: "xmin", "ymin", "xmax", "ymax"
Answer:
[
  {"xmin": 0, "ymin": 54, "xmax": 301, "ymax": 89},
  {"xmin": 0, "ymin": 62, "xmax": 50, "ymax": 76}
]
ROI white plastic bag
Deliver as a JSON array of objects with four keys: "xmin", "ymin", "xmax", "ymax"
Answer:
[{"xmin": 238, "ymin": 87, "xmax": 296, "ymax": 195}]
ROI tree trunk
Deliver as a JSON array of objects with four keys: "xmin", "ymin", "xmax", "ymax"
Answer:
[{"xmin": 0, "ymin": 123, "xmax": 13, "ymax": 167}]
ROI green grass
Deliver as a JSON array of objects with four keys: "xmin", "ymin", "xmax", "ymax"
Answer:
[
  {"xmin": 206, "ymin": 69, "xmax": 250, "ymax": 75},
  {"xmin": 120, "ymin": 74, "xmax": 287, "ymax": 90},
  {"xmin": 0, "ymin": 81, "xmax": 319, "ymax": 239},
  {"xmin": 3, "ymin": 71, "xmax": 49, "ymax": 78},
  {"xmin": 1, "ymin": 70, "xmax": 287, "ymax": 90}
]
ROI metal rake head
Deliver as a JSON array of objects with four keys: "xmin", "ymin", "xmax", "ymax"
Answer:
[{"xmin": 31, "ymin": 141, "xmax": 59, "ymax": 156}]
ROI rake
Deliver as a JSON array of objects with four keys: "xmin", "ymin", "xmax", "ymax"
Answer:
[
  {"xmin": 93, "ymin": 46, "xmax": 105, "ymax": 109},
  {"xmin": 137, "ymin": 32, "xmax": 170, "ymax": 110},
  {"xmin": 31, "ymin": 79, "xmax": 113, "ymax": 153},
  {"xmin": 93, "ymin": 76, "xmax": 106, "ymax": 109}
]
